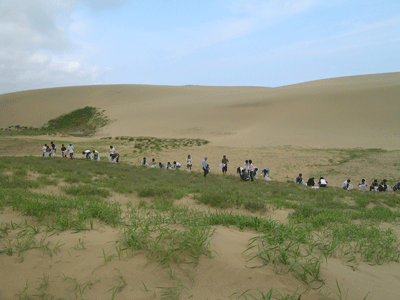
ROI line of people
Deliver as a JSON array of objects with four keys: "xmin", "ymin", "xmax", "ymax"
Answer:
[{"xmin": 296, "ymin": 173, "xmax": 399, "ymax": 192}]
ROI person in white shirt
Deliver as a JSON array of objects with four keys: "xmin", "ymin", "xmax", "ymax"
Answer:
[
  {"xmin": 42, "ymin": 144, "xmax": 47, "ymax": 156},
  {"xmin": 82, "ymin": 150, "xmax": 91, "ymax": 159},
  {"xmin": 141, "ymin": 157, "xmax": 149, "ymax": 167},
  {"xmin": 92, "ymin": 150, "xmax": 100, "ymax": 161},
  {"xmin": 109, "ymin": 146, "xmax": 115, "ymax": 161},
  {"xmin": 342, "ymin": 179, "xmax": 351, "ymax": 190},
  {"xmin": 67, "ymin": 144, "xmax": 74, "ymax": 159},
  {"xmin": 150, "ymin": 158, "xmax": 157, "ymax": 168},
  {"xmin": 173, "ymin": 161, "xmax": 181, "ymax": 170},
  {"xmin": 318, "ymin": 177, "xmax": 327, "ymax": 188},
  {"xmin": 186, "ymin": 155, "xmax": 192, "ymax": 171}
]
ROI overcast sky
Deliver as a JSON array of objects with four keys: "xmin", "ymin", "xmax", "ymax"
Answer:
[{"xmin": 1, "ymin": 0, "xmax": 399, "ymax": 94}]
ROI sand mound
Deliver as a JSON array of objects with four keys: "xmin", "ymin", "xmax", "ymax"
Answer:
[{"xmin": 1, "ymin": 72, "xmax": 400, "ymax": 149}]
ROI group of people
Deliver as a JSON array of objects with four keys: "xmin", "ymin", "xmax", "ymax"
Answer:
[
  {"xmin": 296, "ymin": 174, "xmax": 328, "ymax": 188},
  {"xmin": 295, "ymin": 173, "xmax": 399, "ymax": 192}
]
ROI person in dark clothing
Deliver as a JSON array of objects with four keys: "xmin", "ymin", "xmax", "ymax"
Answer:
[
  {"xmin": 221, "ymin": 155, "xmax": 229, "ymax": 175},
  {"xmin": 393, "ymin": 182, "xmax": 400, "ymax": 191},
  {"xmin": 61, "ymin": 144, "xmax": 67, "ymax": 157},
  {"xmin": 378, "ymin": 179, "xmax": 387, "ymax": 192},
  {"xmin": 307, "ymin": 177, "xmax": 315, "ymax": 187},
  {"xmin": 370, "ymin": 179, "xmax": 378, "ymax": 191},
  {"xmin": 296, "ymin": 173, "xmax": 303, "ymax": 184}
]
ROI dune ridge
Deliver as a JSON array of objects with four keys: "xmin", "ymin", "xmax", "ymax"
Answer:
[{"xmin": 1, "ymin": 72, "xmax": 399, "ymax": 149}]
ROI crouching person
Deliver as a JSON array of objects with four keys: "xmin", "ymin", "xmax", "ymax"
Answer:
[
  {"xmin": 92, "ymin": 150, "xmax": 100, "ymax": 161},
  {"xmin": 173, "ymin": 161, "xmax": 181, "ymax": 170},
  {"xmin": 110, "ymin": 153, "xmax": 119, "ymax": 164},
  {"xmin": 82, "ymin": 150, "xmax": 91, "ymax": 159}
]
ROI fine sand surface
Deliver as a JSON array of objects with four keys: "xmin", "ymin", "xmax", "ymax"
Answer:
[
  {"xmin": 1, "ymin": 72, "xmax": 400, "ymax": 149},
  {"xmin": 1, "ymin": 73, "xmax": 400, "ymax": 299}
]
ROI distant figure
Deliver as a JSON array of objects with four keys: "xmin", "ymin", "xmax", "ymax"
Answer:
[
  {"xmin": 150, "ymin": 158, "xmax": 157, "ymax": 168},
  {"xmin": 202, "ymin": 157, "xmax": 208, "ymax": 177},
  {"xmin": 61, "ymin": 144, "xmax": 67, "ymax": 158},
  {"xmin": 186, "ymin": 155, "xmax": 192, "ymax": 171},
  {"xmin": 67, "ymin": 143, "xmax": 74, "ymax": 159},
  {"xmin": 253, "ymin": 167, "xmax": 258, "ymax": 179},
  {"xmin": 51, "ymin": 142, "xmax": 56, "ymax": 157},
  {"xmin": 262, "ymin": 168, "xmax": 271, "ymax": 181},
  {"xmin": 173, "ymin": 161, "xmax": 181, "ymax": 170},
  {"xmin": 318, "ymin": 177, "xmax": 327, "ymax": 188},
  {"xmin": 307, "ymin": 177, "xmax": 315, "ymax": 187},
  {"xmin": 141, "ymin": 157, "xmax": 149, "ymax": 167},
  {"xmin": 358, "ymin": 179, "xmax": 367, "ymax": 192},
  {"xmin": 42, "ymin": 144, "xmax": 47, "ymax": 156},
  {"xmin": 92, "ymin": 150, "xmax": 100, "ymax": 161},
  {"xmin": 166, "ymin": 162, "xmax": 173, "ymax": 170},
  {"xmin": 82, "ymin": 150, "xmax": 91, "ymax": 159},
  {"xmin": 206, "ymin": 164, "xmax": 211, "ymax": 174},
  {"xmin": 378, "ymin": 179, "xmax": 387, "ymax": 192},
  {"xmin": 393, "ymin": 182, "xmax": 400, "ymax": 191},
  {"xmin": 249, "ymin": 160, "xmax": 254, "ymax": 182},
  {"xmin": 110, "ymin": 153, "xmax": 119, "ymax": 164},
  {"xmin": 109, "ymin": 146, "xmax": 115, "ymax": 161},
  {"xmin": 342, "ymin": 179, "xmax": 351, "ymax": 190},
  {"xmin": 159, "ymin": 162, "xmax": 165, "ymax": 169},
  {"xmin": 370, "ymin": 179, "xmax": 378, "ymax": 191},
  {"xmin": 239, "ymin": 167, "xmax": 249, "ymax": 181},
  {"xmin": 296, "ymin": 173, "xmax": 303, "ymax": 184},
  {"xmin": 244, "ymin": 160, "xmax": 249, "ymax": 172},
  {"xmin": 45, "ymin": 146, "xmax": 52, "ymax": 157},
  {"xmin": 221, "ymin": 155, "xmax": 229, "ymax": 175}
]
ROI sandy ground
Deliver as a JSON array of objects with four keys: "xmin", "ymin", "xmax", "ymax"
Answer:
[
  {"xmin": 1, "ymin": 73, "xmax": 400, "ymax": 299},
  {"xmin": 1, "ymin": 72, "xmax": 400, "ymax": 149}
]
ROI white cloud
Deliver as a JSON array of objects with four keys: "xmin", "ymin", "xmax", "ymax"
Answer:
[{"xmin": 0, "ymin": 0, "xmax": 111, "ymax": 93}]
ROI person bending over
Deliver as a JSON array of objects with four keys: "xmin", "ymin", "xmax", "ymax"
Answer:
[
  {"xmin": 342, "ymin": 179, "xmax": 351, "ymax": 190},
  {"xmin": 318, "ymin": 177, "xmax": 327, "ymax": 188}
]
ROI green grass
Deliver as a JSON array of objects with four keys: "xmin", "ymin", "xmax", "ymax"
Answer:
[
  {"xmin": 1, "ymin": 155, "xmax": 399, "ymax": 299},
  {"xmin": 0, "ymin": 106, "xmax": 110, "ymax": 136}
]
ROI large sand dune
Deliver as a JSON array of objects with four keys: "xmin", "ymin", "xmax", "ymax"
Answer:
[{"xmin": 1, "ymin": 72, "xmax": 399, "ymax": 149}]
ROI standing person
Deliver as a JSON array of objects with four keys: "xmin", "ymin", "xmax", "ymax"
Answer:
[
  {"xmin": 67, "ymin": 143, "xmax": 74, "ymax": 159},
  {"xmin": 249, "ymin": 160, "xmax": 254, "ymax": 182},
  {"xmin": 244, "ymin": 160, "xmax": 249, "ymax": 172},
  {"xmin": 186, "ymin": 155, "xmax": 192, "ymax": 171},
  {"xmin": 296, "ymin": 173, "xmax": 303, "ymax": 184},
  {"xmin": 202, "ymin": 157, "xmax": 208, "ymax": 177},
  {"xmin": 42, "ymin": 144, "xmax": 47, "ymax": 156},
  {"xmin": 92, "ymin": 150, "xmax": 100, "ymax": 161},
  {"xmin": 61, "ymin": 144, "xmax": 67, "ymax": 158},
  {"xmin": 46, "ymin": 145, "xmax": 52, "ymax": 157},
  {"xmin": 51, "ymin": 142, "xmax": 56, "ymax": 157},
  {"xmin": 109, "ymin": 146, "xmax": 115, "ymax": 161},
  {"xmin": 221, "ymin": 155, "xmax": 229, "ymax": 175}
]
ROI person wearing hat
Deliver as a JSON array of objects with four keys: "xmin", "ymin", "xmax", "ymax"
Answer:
[
  {"xmin": 296, "ymin": 173, "xmax": 303, "ymax": 184},
  {"xmin": 221, "ymin": 155, "xmax": 229, "ymax": 175},
  {"xmin": 378, "ymin": 179, "xmax": 387, "ymax": 192},
  {"xmin": 342, "ymin": 179, "xmax": 351, "ymax": 190},
  {"xmin": 202, "ymin": 157, "xmax": 208, "ymax": 177}
]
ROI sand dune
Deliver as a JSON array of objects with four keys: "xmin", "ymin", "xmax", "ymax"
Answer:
[{"xmin": 1, "ymin": 72, "xmax": 399, "ymax": 149}]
